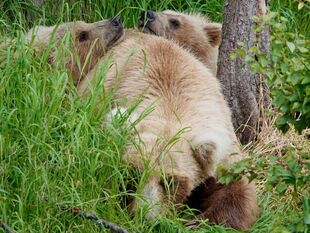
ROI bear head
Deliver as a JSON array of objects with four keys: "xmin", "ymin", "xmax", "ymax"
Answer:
[
  {"xmin": 139, "ymin": 10, "xmax": 221, "ymax": 75},
  {"xmin": 26, "ymin": 17, "xmax": 124, "ymax": 85}
]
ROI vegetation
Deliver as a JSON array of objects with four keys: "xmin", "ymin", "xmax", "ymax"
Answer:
[
  {"xmin": 0, "ymin": 0, "xmax": 309, "ymax": 232},
  {"xmin": 242, "ymin": 11, "xmax": 310, "ymax": 134}
]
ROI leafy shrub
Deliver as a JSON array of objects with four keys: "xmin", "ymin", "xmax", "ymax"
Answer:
[
  {"xmin": 218, "ymin": 145, "xmax": 309, "ymax": 232},
  {"xmin": 251, "ymin": 12, "xmax": 310, "ymax": 133},
  {"xmin": 218, "ymin": 147, "xmax": 310, "ymax": 233},
  {"xmin": 267, "ymin": 13, "xmax": 309, "ymax": 133}
]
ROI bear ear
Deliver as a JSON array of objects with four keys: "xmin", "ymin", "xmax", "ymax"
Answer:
[
  {"xmin": 26, "ymin": 25, "xmax": 56, "ymax": 45},
  {"xmin": 204, "ymin": 23, "xmax": 222, "ymax": 47}
]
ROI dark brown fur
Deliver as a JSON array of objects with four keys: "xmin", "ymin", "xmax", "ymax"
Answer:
[
  {"xmin": 160, "ymin": 175, "xmax": 191, "ymax": 205},
  {"xmin": 48, "ymin": 32, "xmax": 107, "ymax": 86},
  {"xmin": 186, "ymin": 177, "xmax": 258, "ymax": 230},
  {"xmin": 64, "ymin": 40, "xmax": 105, "ymax": 86}
]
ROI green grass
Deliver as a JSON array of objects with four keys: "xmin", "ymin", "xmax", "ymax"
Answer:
[
  {"xmin": 0, "ymin": 0, "xmax": 309, "ymax": 232},
  {"xmin": 1, "ymin": 0, "xmax": 309, "ymax": 36}
]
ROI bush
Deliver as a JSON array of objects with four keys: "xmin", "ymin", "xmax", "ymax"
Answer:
[
  {"xmin": 252, "ymin": 12, "xmax": 310, "ymax": 133},
  {"xmin": 268, "ymin": 13, "xmax": 309, "ymax": 133},
  {"xmin": 219, "ymin": 145, "xmax": 310, "ymax": 232}
]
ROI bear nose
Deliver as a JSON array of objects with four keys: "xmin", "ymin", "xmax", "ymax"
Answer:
[
  {"xmin": 147, "ymin": 10, "xmax": 155, "ymax": 22},
  {"xmin": 110, "ymin": 16, "xmax": 122, "ymax": 28}
]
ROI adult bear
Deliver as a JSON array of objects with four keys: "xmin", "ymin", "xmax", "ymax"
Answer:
[
  {"xmin": 28, "ymin": 17, "xmax": 257, "ymax": 230},
  {"xmin": 78, "ymin": 27, "xmax": 258, "ymax": 229},
  {"xmin": 139, "ymin": 10, "xmax": 222, "ymax": 76}
]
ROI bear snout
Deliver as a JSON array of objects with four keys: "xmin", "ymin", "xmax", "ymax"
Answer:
[
  {"xmin": 140, "ymin": 10, "xmax": 156, "ymax": 24},
  {"xmin": 109, "ymin": 16, "xmax": 122, "ymax": 28},
  {"xmin": 146, "ymin": 10, "xmax": 156, "ymax": 22}
]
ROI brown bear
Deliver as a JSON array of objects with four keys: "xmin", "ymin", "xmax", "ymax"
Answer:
[
  {"xmin": 138, "ymin": 10, "xmax": 259, "ymax": 229},
  {"xmin": 25, "ymin": 17, "xmax": 124, "ymax": 86},
  {"xmin": 29, "ymin": 19, "xmax": 257, "ymax": 229},
  {"xmin": 138, "ymin": 10, "xmax": 222, "ymax": 76},
  {"xmin": 78, "ymin": 27, "xmax": 258, "ymax": 229}
]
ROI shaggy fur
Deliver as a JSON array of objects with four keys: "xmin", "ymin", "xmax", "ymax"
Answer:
[
  {"xmin": 139, "ymin": 11, "xmax": 260, "ymax": 229},
  {"xmin": 29, "ymin": 19, "xmax": 258, "ymax": 229},
  {"xmin": 139, "ymin": 10, "xmax": 222, "ymax": 75},
  {"xmin": 186, "ymin": 177, "xmax": 258, "ymax": 230},
  {"xmin": 26, "ymin": 19, "xmax": 124, "ymax": 85},
  {"xmin": 78, "ymin": 29, "xmax": 245, "ymax": 219}
]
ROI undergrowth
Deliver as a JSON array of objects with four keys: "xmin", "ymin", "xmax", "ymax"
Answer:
[{"xmin": 0, "ymin": 0, "xmax": 309, "ymax": 232}]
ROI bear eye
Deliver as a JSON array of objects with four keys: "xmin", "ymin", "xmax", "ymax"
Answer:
[
  {"xmin": 169, "ymin": 19, "xmax": 180, "ymax": 29},
  {"xmin": 78, "ymin": 31, "xmax": 89, "ymax": 42}
]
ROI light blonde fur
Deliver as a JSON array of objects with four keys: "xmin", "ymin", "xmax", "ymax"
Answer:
[
  {"xmin": 139, "ymin": 10, "xmax": 222, "ymax": 75},
  {"xmin": 27, "ymin": 20, "xmax": 253, "ymax": 221},
  {"xmin": 78, "ymin": 29, "xmax": 240, "ymax": 216}
]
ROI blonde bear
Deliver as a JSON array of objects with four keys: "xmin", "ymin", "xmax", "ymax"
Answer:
[
  {"xmin": 139, "ymin": 10, "xmax": 222, "ymax": 75},
  {"xmin": 29, "ymin": 18, "xmax": 257, "ymax": 230},
  {"xmin": 78, "ymin": 28, "xmax": 258, "ymax": 229},
  {"xmin": 26, "ymin": 17, "xmax": 124, "ymax": 86}
]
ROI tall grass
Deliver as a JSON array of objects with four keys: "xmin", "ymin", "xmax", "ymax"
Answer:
[
  {"xmin": 0, "ymin": 0, "xmax": 309, "ymax": 232},
  {"xmin": 0, "ymin": 0, "xmax": 224, "ymax": 34},
  {"xmin": 1, "ymin": 0, "xmax": 309, "ymax": 37}
]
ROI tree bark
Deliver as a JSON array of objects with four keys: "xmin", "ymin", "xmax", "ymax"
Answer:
[{"xmin": 217, "ymin": 0, "xmax": 270, "ymax": 145}]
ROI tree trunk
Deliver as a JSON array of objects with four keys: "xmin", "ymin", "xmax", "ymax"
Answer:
[{"xmin": 217, "ymin": 0, "xmax": 270, "ymax": 145}]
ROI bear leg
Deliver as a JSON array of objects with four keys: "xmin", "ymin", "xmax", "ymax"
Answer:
[{"xmin": 186, "ymin": 177, "xmax": 258, "ymax": 230}]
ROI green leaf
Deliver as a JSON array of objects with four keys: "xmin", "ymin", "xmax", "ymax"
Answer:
[
  {"xmin": 232, "ymin": 160, "xmax": 249, "ymax": 173},
  {"xmin": 245, "ymin": 55, "xmax": 254, "ymax": 62},
  {"xmin": 287, "ymin": 41, "xmax": 296, "ymax": 53},
  {"xmin": 292, "ymin": 102, "xmax": 301, "ymax": 111},
  {"xmin": 258, "ymin": 55, "xmax": 268, "ymax": 67},
  {"xmin": 287, "ymin": 73, "xmax": 302, "ymax": 85},
  {"xmin": 280, "ymin": 104, "xmax": 290, "ymax": 112},
  {"xmin": 249, "ymin": 46, "xmax": 259, "ymax": 53},
  {"xmin": 298, "ymin": 47, "xmax": 309, "ymax": 53},
  {"xmin": 286, "ymin": 155, "xmax": 301, "ymax": 172},
  {"xmin": 306, "ymin": 86, "xmax": 310, "ymax": 96},
  {"xmin": 278, "ymin": 121, "xmax": 290, "ymax": 133},
  {"xmin": 229, "ymin": 52, "xmax": 236, "ymax": 60},
  {"xmin": 218, "ymin": 175, "xmax": 233, "ymax": 185},
  {"xmin": 281, "ymin": 63, "xmax": 289, "ymax": 73},
  {"xmin": 274, "ymin": 165, "xmax": 292, "ymax": 177},
  {"xmin": 301, "ymin": 76, "xmax": 310, "ymax": 84},
  {"xmin": 236, "ymin": 48, "xmax": 246, "ymax": 57},
  {"xmin": 302, "ymin": 102, "xmax": 310, "ymax": 114}
]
